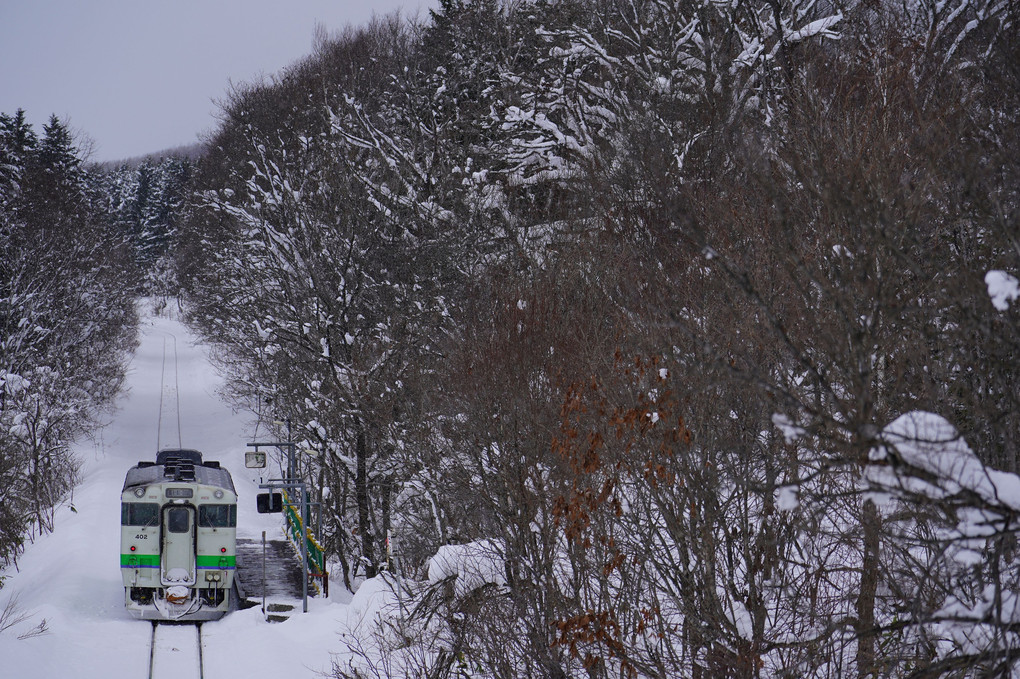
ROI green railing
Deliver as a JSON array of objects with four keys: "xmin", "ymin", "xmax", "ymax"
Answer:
[{"xmin": 281, "ymin": 490, "xmax": 326, "ymax": 595}]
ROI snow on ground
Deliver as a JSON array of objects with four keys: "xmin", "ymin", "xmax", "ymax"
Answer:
[{"xmin": 0, "ymin": 301, "xmax": 357, "ymax": 678}]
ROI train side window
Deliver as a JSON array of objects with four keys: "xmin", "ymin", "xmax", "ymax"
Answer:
[
  {"xmin": 167, "ymin": 507, "xmax": 191, "ymax": 533},
  {"xmin": 199, "ymin": 504, "xmax": 236, "ymax": 528},
  {"xmin": 121, "ymin": 503, "xmax": 159, "ymax": 527}
]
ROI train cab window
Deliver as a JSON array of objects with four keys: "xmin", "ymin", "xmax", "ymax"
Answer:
[
  {"xmin": 121, "ymin": 503, "xmax": 159, "ymax": 527},
  {"xmin": 199, "ymin": 504, "xmax": 237, "ymax": 528},
  {"xmin": 167, "ymin": 507, "xmax": 191, "ymax": 533}
]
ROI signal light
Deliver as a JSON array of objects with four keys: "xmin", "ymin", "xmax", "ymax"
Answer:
[
  {"xmin": 221, "ymin": 547, "xmax": 227, "ymax": 553},
  {"xmin": 130, "ymin": 545, "xmax": 136, "ymax": 551}
]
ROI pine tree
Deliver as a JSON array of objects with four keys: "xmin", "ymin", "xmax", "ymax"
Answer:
[
  {"xmin": 0, "ymin": 110, "xmax": 38, "ymax": 211},
  {"xmin": 0, "ymin": 109, "xmax": 138, "ymax": 565},
  {"xmin": 130, "ymin": 162, "xmax": 153, "ymax": 247}
]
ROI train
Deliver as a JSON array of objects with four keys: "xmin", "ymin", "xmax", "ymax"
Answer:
[{"xmin": 120, "ymin": 449, "xmax": 237, "ymax": 621}]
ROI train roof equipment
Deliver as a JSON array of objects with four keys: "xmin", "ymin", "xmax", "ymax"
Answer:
[{"xmin": 123, "ymin": 448, "xmax": 235, "ymax": 494}]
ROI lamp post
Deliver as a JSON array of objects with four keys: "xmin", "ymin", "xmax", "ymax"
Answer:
[
  {"xmin": 248, "ymin": 421, "xmax": 313, "ymax": 613},
  {"xmin": 256, "ymin": 477, "xmax": 310, "ymax": 613}
]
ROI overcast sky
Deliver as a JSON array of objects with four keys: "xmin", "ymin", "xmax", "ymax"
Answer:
[{"xmin": 0, "ymin": 0, "xmax": 436, "ymax": 163}]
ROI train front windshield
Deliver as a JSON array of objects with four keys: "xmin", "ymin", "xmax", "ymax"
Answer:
[
  {"xmin": 122, "ymin": 502, "xmax": 159, "ymax": 527},
  {"xmin": 198, "ymin": 504, "xmax": 237, "ymax": 528},
  {"xmin": 166, "ymin": 507, "xmax": 191, "ymax": 532}
]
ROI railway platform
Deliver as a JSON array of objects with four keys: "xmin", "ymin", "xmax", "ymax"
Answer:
[{"xmin": 235, "ymin": 537, "xmax": 306, "ymax": 621}]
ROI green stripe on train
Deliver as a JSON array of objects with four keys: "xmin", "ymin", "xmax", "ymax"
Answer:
[
  {"xmin": 120, "ymin": 554, "xmax": 159, "ymax": 567},
  {"xmin": 120, "ymin": 554, "xmax": 236, "ymax": 568},
  {"xmin": 196, "ymin": 555, "xmax": 236, "ymax": 568}
]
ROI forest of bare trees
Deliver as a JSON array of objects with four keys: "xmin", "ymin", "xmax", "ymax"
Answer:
[
  {"xmin": 172, "ymin": 0, "xmax": 1019, "ymax": 675},
  {"xmin": 176, "ymin": 0, "xmax": 1019, "ymax": 676}
]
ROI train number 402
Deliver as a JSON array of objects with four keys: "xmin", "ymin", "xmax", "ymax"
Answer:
[{"xmin": 135, "ymin": 534, "xmax": 148, "ymax": 540}]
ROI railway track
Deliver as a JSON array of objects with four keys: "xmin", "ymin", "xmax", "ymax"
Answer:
[{"xmin": 148, "ymin": 621, "xmax": 204, "ymax": 679}]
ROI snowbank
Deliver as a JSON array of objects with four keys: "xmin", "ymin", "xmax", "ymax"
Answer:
[
  {"xmin": 868, "ymin": 411, "xmax": 1020, "ymax": 511},
  {"xmin": 427, "ymin": 539, "xmax": 506, "ymax": 597}
]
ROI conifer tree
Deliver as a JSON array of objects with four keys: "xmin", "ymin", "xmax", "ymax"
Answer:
[{"xmin": 0, "ymin": 110, "xmax": 138, "ymax": 566}]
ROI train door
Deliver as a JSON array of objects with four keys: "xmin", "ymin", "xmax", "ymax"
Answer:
[{"xmin": 160, "ymin": 505, "xmax": 196, "ymax": 586}]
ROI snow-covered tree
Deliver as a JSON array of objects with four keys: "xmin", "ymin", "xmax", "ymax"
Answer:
[
  {"xmin": 172, "ymin": 1, "xmax": 1019, "ymax": 675},
  {"xmin": 0, "ymin": 111, "xmax": 138, "ymax": 568}
]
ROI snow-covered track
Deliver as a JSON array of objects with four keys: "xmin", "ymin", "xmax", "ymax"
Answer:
[{"xmin": 148, "ymin": 622, "xmax": 204, "ymax": 679}]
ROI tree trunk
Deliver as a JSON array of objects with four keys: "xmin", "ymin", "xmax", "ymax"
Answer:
[
  {"xmin": 856, "ymin": 497, "xmax": 881, "ymax": 678},
  {"xmin": 355, "ymin": 423, "xmax": 376, "ymax": 577}
]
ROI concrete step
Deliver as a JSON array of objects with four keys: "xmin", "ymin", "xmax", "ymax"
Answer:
[
  {"xmin": 265, "ymin": 602, "xmax": 295, "ymax": 624},
  {"xmin": 235, "ymin": 537, "xmax": 306, "ymax": 601}
]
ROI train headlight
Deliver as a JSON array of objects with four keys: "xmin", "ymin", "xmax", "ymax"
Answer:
[
  {"xmin": 204, "ymin": 572, "xmax": 222, "ymax": 582},
  {"xmin": 213, "ymin": 489, "xmax": 224, "ymax": 499},
  {"xmin": 133, "ymin": 487, "xmax": 146, "ymax": 498}
]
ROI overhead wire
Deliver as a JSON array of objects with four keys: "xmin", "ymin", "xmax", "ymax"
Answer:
[
  {"xmin": 172, "ymin": 334, "xmax": 182, "ymax": 448},
  {"xmin": 157, "ymin": 337, "xmax": 166, "ymax": 451},
  {"xmin": 156, "ymin": 333, "xmax": 184, "ymax": 451}
]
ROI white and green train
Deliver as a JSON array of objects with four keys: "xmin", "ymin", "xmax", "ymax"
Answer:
[{"xmin": 121, "ymin": 449, "xmax": 237, "ymax": 621}]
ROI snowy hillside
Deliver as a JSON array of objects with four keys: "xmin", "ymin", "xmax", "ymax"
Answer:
[{"xmin": 0, "ymin": 303, "xmax": 373, "ymax": 678}]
